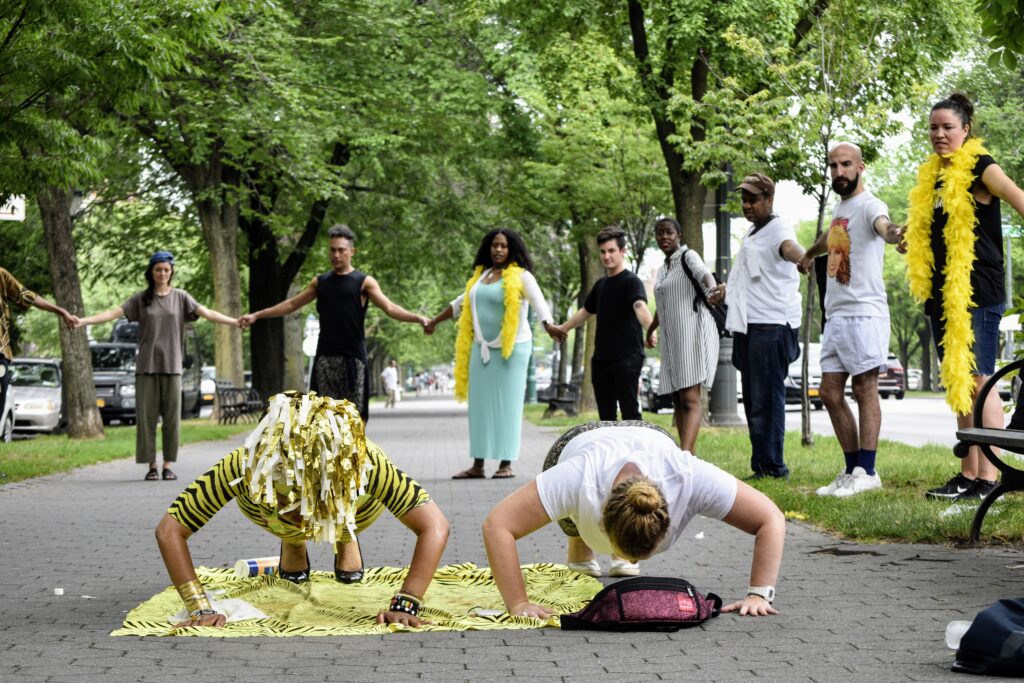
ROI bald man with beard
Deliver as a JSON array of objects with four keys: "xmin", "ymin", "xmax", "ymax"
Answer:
[{"xmin": 798, "ymin": 142, "xmax": 904, "ymax": 498}]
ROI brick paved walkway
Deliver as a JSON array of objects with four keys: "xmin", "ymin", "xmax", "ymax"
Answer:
[{"xmin": 2, "ymin": 395, "xmax": 1022, "ymax": 681}]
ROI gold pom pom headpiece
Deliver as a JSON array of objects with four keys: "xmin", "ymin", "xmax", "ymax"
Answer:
[{"xmin": 241, "ymin": 392, "xmax": 371, "ymax": 543}]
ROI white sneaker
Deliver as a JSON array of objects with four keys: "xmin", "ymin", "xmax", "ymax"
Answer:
[
  {"xmin": 567, "ymin": 559, "xmax": 601, "ymax": 577},
  {"xmin": 816, "ymin": 471, "xmax": 853, "ymax": 497},
  {"xmin": 609, "ymin": 558, "xmax": 640, "ymax": 577},
  {"xmin": 833, "ymin": 466, "xmax": 882, "ymax": 497}
]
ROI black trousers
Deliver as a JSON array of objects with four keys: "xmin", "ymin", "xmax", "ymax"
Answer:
[{"xmin": 591, "ymin": 356, "xmax": 644, "ymax": 422}]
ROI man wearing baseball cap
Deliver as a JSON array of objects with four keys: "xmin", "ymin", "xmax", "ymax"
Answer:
[{"xmin": 726, "ymin": 173, "xmax": 806, "ymax": 480}]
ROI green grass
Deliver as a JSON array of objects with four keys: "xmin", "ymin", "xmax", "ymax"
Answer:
[
  {"xmin": 523, "ymin": 404, "xmax": 1024, "ymax": 545},
  {"xmin": 0, "ymin": 419, "xmax": 253, "ymax": 484}
]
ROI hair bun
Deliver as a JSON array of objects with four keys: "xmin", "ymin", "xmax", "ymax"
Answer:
[
  {"xmin": 949, "ymin": 93, "xmax": 974, "ymax": 118},
  {"xmin": 627, "ymin": 480, "xmax": 663, "ymax": 513}
]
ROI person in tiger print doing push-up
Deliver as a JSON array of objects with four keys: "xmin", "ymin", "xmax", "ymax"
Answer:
[{"xmin": 155, "ymin": 392, "xmax": 449, "ymax": 628}]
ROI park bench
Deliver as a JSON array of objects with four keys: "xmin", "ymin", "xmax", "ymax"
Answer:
[
  {"xmin": 216, "ymin": 386, "xmax": 264, "ymax": 424},
  {"xmin": 953, "ymin": 358, "xmax": 1024, "ymax": 544},
  {"xmin": 540, "ymin": 381, "xmax": 581, "ymax": 418}
]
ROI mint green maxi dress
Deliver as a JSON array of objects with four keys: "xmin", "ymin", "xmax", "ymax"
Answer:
[{"xmin": 468, "ymin": 280, "xmax": 532, "ymax": 461}]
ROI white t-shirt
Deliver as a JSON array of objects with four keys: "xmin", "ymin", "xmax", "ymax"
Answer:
[
  {"xmin": 726, "ymin": 216, "xmax": 802, "ymax": 333},
  {"xmin": 381, "ymin": 366, "xmax": 398, "ymax": 391},
  {"xmin": 823, "ymin": 190, "xmax": 890, "ymax": 318},
  {"xmin": 535, "ymin": 426, "xmax": 738, "ymax": 556}
]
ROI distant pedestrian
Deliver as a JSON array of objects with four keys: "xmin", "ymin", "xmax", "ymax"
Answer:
[
  {"xmin": 903, "ymin": 94, "xmax": 1024, "ymax": 502},
  {"xmin": 240, "ymin": 225, "xmax": 428, "ymax": 423},
  {"xmin": 426, "ymin": 228, "xmax": 564, "ymax": 479},
  {"xmin": 799, "ymin": 143, "xmax": 904, "ymax": 498},
  {"xmin": 556, "ymin": 227, "xmax": 653, "ymax": 422},
  {"xmin": 644, "ymin": 218, "xmax": 724, "ymax": 452},
  {"xmin": 725, "ymin": 174, "xmax": 806, "ymax": 480},
  {"xmin": 0, "ymin": 267, "xmax": 76, "ymax": 419},
  {"xmin": 75, "ymin": 251, "xmax": 238, "ymax": 482},
  {"xmin": 381, "ymin": 360, "xmax": 399, "ymax": 408}
]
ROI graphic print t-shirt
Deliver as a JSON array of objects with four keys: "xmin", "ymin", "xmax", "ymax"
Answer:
[{"xmin": 823, "ymin": 190, "xmax": 890, "ymax": 318}]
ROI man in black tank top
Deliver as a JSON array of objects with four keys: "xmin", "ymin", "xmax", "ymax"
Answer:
[{"xmin": 241, "ymin": 225, "xmax": 429, "ymax": 423}]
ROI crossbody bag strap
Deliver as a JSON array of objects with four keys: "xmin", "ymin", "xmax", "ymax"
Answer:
[{"xmin": 679, "ymin": 249, "xmax": 708, "ymax": 312}]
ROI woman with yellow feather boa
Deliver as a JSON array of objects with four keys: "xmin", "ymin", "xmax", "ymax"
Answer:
[
  {"xmin": 155, "ymin": 392, "xmax": 449, "ymax": 627},
  {"xmin": 426, "ymin": 229, "xmax": 564, "ymax": 479},
  {"xmin": 904, "ymin": 93, "xmax": 1024, "ymax": 502}
]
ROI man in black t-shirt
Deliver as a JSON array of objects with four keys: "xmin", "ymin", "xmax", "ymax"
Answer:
[{"xmin": 556, "ymin": 228, "xmax": 653, "ymax": 421}]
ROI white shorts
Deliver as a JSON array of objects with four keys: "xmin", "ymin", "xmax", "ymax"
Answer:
[{"xmin": 820, "ymin": 316, "xmax": 890, "ymax": 376}]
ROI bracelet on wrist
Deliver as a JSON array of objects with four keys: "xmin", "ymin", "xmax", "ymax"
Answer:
[
  {"xmin": 388, "ymin": 592, "xmax": 421, "ymax": 616},
  {"xmin": 189, "ymin": 608, "xmax": 218, "ymax": 620}
]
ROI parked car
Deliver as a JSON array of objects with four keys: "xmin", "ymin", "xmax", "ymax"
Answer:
[
  {"xmin": 785, "ymin": 343, "xmax": 824, "ymax": 410},
  {"xmin": 8, "ymin": 358, "xmax": 64, "ymax": 434},
  {"xmin": 200, "ymin": 366, "xmax": 217, "ymax": 407},
  {"xmin": 0, "ymin": 375, "xmax": 13, "ymax": 442},
  {"xmin": 91, "ymin": 319, "xmax": 203, "ymax": 424},
  {"xmin": 879, "ymin": 354, "xmax": 906, "ymax": 399},
  {"xmin": 640, "ymin": 359, "xmax": 673, "ymax": 413}
]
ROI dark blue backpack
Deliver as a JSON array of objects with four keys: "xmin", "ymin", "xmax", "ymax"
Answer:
[{"xmin": 953, "ymin": 598, "xmax": 1024, "ymax": 676}]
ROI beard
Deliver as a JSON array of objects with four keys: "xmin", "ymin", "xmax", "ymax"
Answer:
[{"xmin": 831, "ymin": 172, "xmax": 859, "ymax": 197}]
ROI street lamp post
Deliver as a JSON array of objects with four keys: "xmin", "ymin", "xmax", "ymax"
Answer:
[{"xmin": 709, "ymin": 168, "xmax": 743, "ymax": 426}]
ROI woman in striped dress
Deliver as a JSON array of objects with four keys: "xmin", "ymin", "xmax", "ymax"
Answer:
[
  {"xmin": 155, "ymin": 392, "xmax": 449, "ymax": 628},
  {"xmin": 645, "ymin": 218, "xmax": 724, "ymax": 452}
]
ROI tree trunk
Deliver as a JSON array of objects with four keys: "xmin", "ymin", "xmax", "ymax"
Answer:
[
  {"xmin": 801, "ymin": 192, "xmax": 828, "ymax": 446},
  {"xmin": 36, "ymin": 186, "xmax": 103, "ymax": 438},
  {"xmin": 576, "ymin": 234, "xmax": 603, "ymax": 413},
  {"xmin": 283, "ymin": 281, "xmax": 306, "ymax": 391},
  {"xmin": 243, "ymin": 213, "xmax": 286, "ymax": 400}
]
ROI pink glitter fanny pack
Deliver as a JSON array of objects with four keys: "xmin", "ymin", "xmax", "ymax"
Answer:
[{"xmin": 560, "ymin": 576, "xmax": 721, "ymax": 632}]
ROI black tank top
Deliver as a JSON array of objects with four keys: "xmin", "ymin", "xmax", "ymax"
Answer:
[
  {"xmin": 315, "ymin": 270, "xmax": 368, "ymax": 358},
  {"xmin": 925, "ymin": 154, "xmax": 1005, "ymax": 315}
]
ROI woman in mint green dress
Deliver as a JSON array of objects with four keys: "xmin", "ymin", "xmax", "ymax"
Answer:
[{"xmin": 426, "ymin": 229, "xmax": 562, "ymax": 479}]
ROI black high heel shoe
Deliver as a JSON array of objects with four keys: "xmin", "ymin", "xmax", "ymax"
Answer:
[
  {"xmin": 334, "ymin": 536, "xmax": 364, "ymax": 584},
  {"xmin": 279, "ymin": 543, "xmax": 311, "ymax": 584}
]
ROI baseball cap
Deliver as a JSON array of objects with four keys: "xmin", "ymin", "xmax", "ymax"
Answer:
[
  {"xmin": 735, "ymin": 173, "xmax": 775, "ymax": 197},
  {"xmin": 149, "ymin": 250, "xmax": 175, "ymax": 266}
]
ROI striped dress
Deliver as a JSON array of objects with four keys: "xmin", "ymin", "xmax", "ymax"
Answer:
[
  {"xmin": 654, "ymin": 247, "xmax": 719, "ymax": 393},
  {"xmin": 167, "ymin": 439, "xmax": 431, "ymax": 543}
]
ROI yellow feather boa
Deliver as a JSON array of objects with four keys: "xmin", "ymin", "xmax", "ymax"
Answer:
[
  {"xmin": 453, "ymin": 263, "xmax": 525, "ymax": 402},
  {"xmin": 905, "ymin": 137, "xmax": 988, "ymax": 415}
]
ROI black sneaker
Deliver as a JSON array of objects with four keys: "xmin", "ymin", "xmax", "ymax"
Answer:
[
  {"xmin": 952, "ymin": 478, "xmax": 998, "ymax": 502},
  {"xmin": 925, "ymin": 473, "xmax": 974, "ymax": 500}
]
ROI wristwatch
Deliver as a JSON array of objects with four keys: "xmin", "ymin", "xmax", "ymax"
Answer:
[{"xmin": 746, "ymin": 586, "xmax": 775, "ymax": 604}]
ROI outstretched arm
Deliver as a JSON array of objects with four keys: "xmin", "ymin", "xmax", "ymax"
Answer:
[
  {"xmin": 363, "ymin": 276, "xmax": 429, "ymax": 326},
  {"xmin": 240, "ymin": 279, "xmax": 318, "ymax": 327},
  {"xmin": 872, "ymin": 215, "xmax": 905, "ymax": 245},
  {"xmin": 155, "ymin": 514, "xmax": 226, "ymax": 628},
  {"xmin": 482, "ymin": 481, "xmax": 555, "ymax": 618},
  {"xmin": 560, "ymin": 307, "xmax": 591, "ymax": 332},
  {"xmin": 74, "ymin": 305, "xmax": 125, "ymax": 329},
  {"xmin": 31, "ymin": 295, "xmax": 76, "ymax": 328},
  {"xmin": 424, "ymin": 304, "xmax": 455, "ymax": 335},
  {"xmin": 719, "ymin": 481, "xmax": 786, "ymax": 617},
  {"xmin": 982, "ymin": 163, "xmax": 1024, "ymax": 220},
  {"xmin": 195, "ymin": 305, "xmax": 237, "ymax": 327},
  {"xmin": 377, "ymin": 501, "xmax": 450, "ymax": 627}
]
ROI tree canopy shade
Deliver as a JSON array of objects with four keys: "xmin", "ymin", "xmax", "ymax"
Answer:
[{"xmin": 977, "ymin": 0, "xmax": 1024, "ymax": 66}]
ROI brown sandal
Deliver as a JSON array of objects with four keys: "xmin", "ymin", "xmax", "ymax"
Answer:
[{"xmin": 491, "ymin": 467, "xmax": 515, "ymax": 479}]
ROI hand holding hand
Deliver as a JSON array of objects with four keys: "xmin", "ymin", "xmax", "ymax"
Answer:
[
  {"xmin": 545, "ymin": 322, "xmax": 566, "ymax": 343},
  {"xmin": 707, "ymin": 284, "xmax": 726, "ymax": 305},
  {"xmin": 893, "ymin": 224, "xmax": 908, "ymax": 254},
  {"xmin": 797, "ymin": 255, "xmax": 813, "ymax": 275},
  {"xmin": 60, "ymin": 310, "xmax": 77, "ymax": 329},
  {"xmin": 645, "ymin": 329, "xmax": 658, "ymax": 349},
  {"xmin": 721, "ymin": 595, "xmax": 778, "ymax": 617},
  {"xmin": 238, "ymin": 314, "xmax": 256, "ymax": 329},
  {"xmin": 424, "ymin": 318, "xmax": 436, "ymax": 335},
  {"xmin": 508, "ymin": 601, "xmax": 554, "ymax": 619}
]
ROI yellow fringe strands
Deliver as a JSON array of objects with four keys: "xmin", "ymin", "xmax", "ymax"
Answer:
[
  {"xmin": 453, "ymin": 263, "xmax": 525, "ymax": 402},
  {"xmin": 240, "ymin": 392, "xmax": 371, "ymax": 544},
  {"xmin": 905, "ymin": 137, "xmax": 988, "ymax": 415}
]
